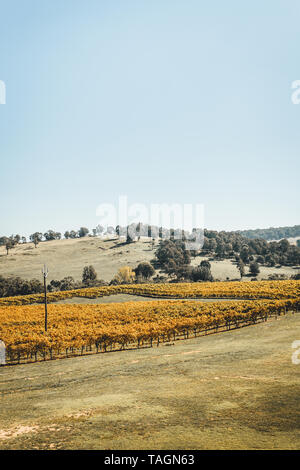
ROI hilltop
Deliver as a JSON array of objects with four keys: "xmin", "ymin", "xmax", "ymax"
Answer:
[{"xmin": 0, "ymin": 235, "xmax": 298, "ymax": 284}]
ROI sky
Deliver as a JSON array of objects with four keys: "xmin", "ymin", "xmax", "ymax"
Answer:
[{"xmin": 0, "ymin": 0, "xmax": 299, "ymax": 237}]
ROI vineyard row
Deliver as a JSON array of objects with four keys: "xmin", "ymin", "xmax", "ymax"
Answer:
[{"xmin": 1, "ymin": 298, "xmax": 299, "ymax": 365}]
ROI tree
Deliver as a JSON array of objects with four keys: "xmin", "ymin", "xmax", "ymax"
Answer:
[
  {"xmin": 126, "ymin": 230, "xmax": 135, "ymax": 244},
  {"xmin": 82, "ymin": 265, "xmax": 97, "ymax": 285},
  {"xmin": 155, "ymin": 239, "xmax": 191, "ymax": 275},
  {"xmin": 191, "ymin": 266, "xmax": 213, "ymax": 282},
  {"xmin": 111, "ymin": 266, "xmax": 136, "ymax": 284},
  {"xmin": 0, "ymin": 275, "xmax": 43, "ymax": 297},
  {"xmin": 134, "ymin": 262, "xmax": 155, "ymax": 280},
  {"xmin": 240, "ymin": 245, "xmax": 249, "ymax": 263},
  {"xmin": 279, "ymin": 239, "xmax": 289, "ymax": 254},
  {"xmin": 5, "ymin": 240, "xmax": 14, "ymax": 255},
  {"xmin": 78, "ymin": 227, "xmax": 89, "ymax": 238},
  {"xmin": 237, "ymin": 258, "xmax": 245, "ymax": 278},
  {"xmin": 58, "ymin": 276, "xmax": 75, "ymax": 291},
  {"xmin": 29, "ymin": 232, "xmax": 43, "ymax": 248},
  {"xmin": 0, "ymin": 236, "xmax": 9, "ymax": 246},
  {"xmin": 64, "ymin": 231, "xmax": 70, "ymax": 239},
  {"xmin": 69, "ymin": 230, "xmax": 78, "ymax": 239},
  {"xmin": 44, "ymin": 230, "xmax": 56, "ymax": 241},
  {"xmin": 209, "ymin": 238, "xmax": 217, "ymax": 252},
  {"xmin": 249, "ymin": 261, "xmax": 260, "ymax": 277},
  {"xmin": 216, "ymin": 242, "xmax": 225, "ymax": 258},
  {"xmin": 200, "ymin": 260, "xmax": 211, "ymax": 269},
  {"xmin": 265, "ymin": 254, "xmax": 276, "ymax": 267},
  {"xmin": 95, "ymin": 225, "xmax": 104, "ymax": 236}
]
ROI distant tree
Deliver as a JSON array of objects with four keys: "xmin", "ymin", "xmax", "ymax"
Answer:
[
  {"xmin": 237, "ymin": 258, "xmax": 245, "ymax": 278},
  {"xmin": 78, "ymin": 227, "xmax": 89, "ymax": 238},
  {"xmin": 134, "ymin": 262, "xmax": 155, "ymax": 280},
  {"xmin": 5, "ymin": 240, "xmax": 14, "ymax": 255},
  {"xmin": 21, "ymin": 236, "xmax": 26, "ymax": 244},
  {"xmin": 216, "ymin": 242, "xmax": 225, "ymax": 258},
  {"xmin": 249, "ymin": 261, "xmax": 260, "ymax": 277},
  {"xmin": 155, "ymin": 239, "xmax": 190, "ymax": 275},
  {"xmin": 64, "ymin": 231, "xmax": 70, "ymax": 239},
  {"xmin": 240, "ymin": 245, "xmax": 249, "ymax": 263},
  {"xmin": 106, "ymin": 226, "xmax": 116, "ymax": 236},
  {"xmin": 0, "ymin": 236, "xmax": 9, "ymax": 246},
  {"xmin": 200, "ymin": 260, "xmax": 211, "ymax": 269},
  {"xmin": 69, "ymin": 230, "xmax": 78, "ymax": 239},
  {"xmin": 126, "ymin": 230, "xmax": 135, "ymax": 244},
  {"xmin": 191, "ymin": 266, "xmax": 213, "ymax": 282},
  {"xmin": 225, "ymin": 242, "xmax": 233, "ymax": 254},
  {"xmin": 82, "ymin": 265, "xmax": 97, "ymax": 285},
  {"xmin": 151, "ymin": 238, "xmax": 155, "ymax": 250},
  {"xmin": 59, "ymin": 276, "xmax": 75, "ymax": 291},
  {"xmin": 111, "ymin": 266, "xmax": 136, "ymax": 285},
  {"xmin": 29, "ymin": 232, "xmax": 43, "ymax": 248},
  {"xmin": 265, "ymin": 254, "xmax": 276, "ymax": 267},
  {"xmin": 0, "ymin": 275, "xmax": 43, "ymax": 297},
  {"xmin": 209, "ymin": 238, "xmax": 217, "ymax": 252},
  {"xmin": 136, "ymin": 222, "xmax": 142, "ymax": 239},
  {"xmin": 95, "ymin": 225, "xmax": 104, "ymax": 236},
  {"xmin": 278, "ymin": 239, "xmax": 290, "ymax": 253},
  {"xmin": 44, "ymin": 230, "xmax": 56, "ymax": 241}
]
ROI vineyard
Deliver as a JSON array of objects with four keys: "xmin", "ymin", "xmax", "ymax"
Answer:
[
  {"xmin": 0, "ymin": 294, "xmax": 299, "ymax": 365},
  {"xmin": 0, "ymin": 280, "xmax": 299, "ymax": 306}
]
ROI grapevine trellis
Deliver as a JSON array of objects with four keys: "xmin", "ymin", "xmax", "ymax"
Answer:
[
  {"xmin": 0, "ymin": 279, "xmax": 299, "ymax": 306},
  {"xmin": 1, "ymin": 296, "xmax": 299, "ymax": 366}
]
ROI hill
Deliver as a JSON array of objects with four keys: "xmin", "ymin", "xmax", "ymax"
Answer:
[
  {"xmin": 0, "ymin": 312, "xmax": 299, "ymax": 450},
  {"xmin": 236, "ymin": 225, "xmax": 300, "ymax": 241},
  {"xmin": 0, "ymin": 237, "xmax": 154, "ymax": 283},
  {"xmin": 0, "ymin": 236, "xmax": 298, "ymax": 283}
]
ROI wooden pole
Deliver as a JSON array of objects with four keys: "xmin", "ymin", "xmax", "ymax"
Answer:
[
  {"xmin": 44, "ymin": 275, "xmax": 48, "ymax": 331},
  {"xmin": 42, "ymin": 265, "xmax": 49, "ymax": 332}
]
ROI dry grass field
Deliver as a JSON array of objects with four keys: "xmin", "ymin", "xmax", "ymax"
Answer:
[
  {"xmin": 0, "ymin": 312, "xmax": 299, "ymax": 450},
  {"xmin": 0, "ymin": 236, "xmax": 298, "ymax": 283}
]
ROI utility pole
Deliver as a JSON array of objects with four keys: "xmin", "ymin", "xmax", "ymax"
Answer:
[{"xmin": 42, "ymin": 264, "xmax": 49, "ymax": 332}]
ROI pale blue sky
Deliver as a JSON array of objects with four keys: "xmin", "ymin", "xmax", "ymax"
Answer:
[{"xmin": 0, "ymin": 0, "xmax": 299, "ymax": 237}]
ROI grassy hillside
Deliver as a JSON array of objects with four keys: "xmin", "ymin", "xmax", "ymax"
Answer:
[
  {"xmin": 0, "ymin": 312, "xmax": 299, "ymax": 450},
  {"xmin": 0, "ymin": 236, "xmax": 298, "ymax": 283},
  {"xmin": 0, "ymin": 237, "xmax": 155, "ymax": 283}
]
